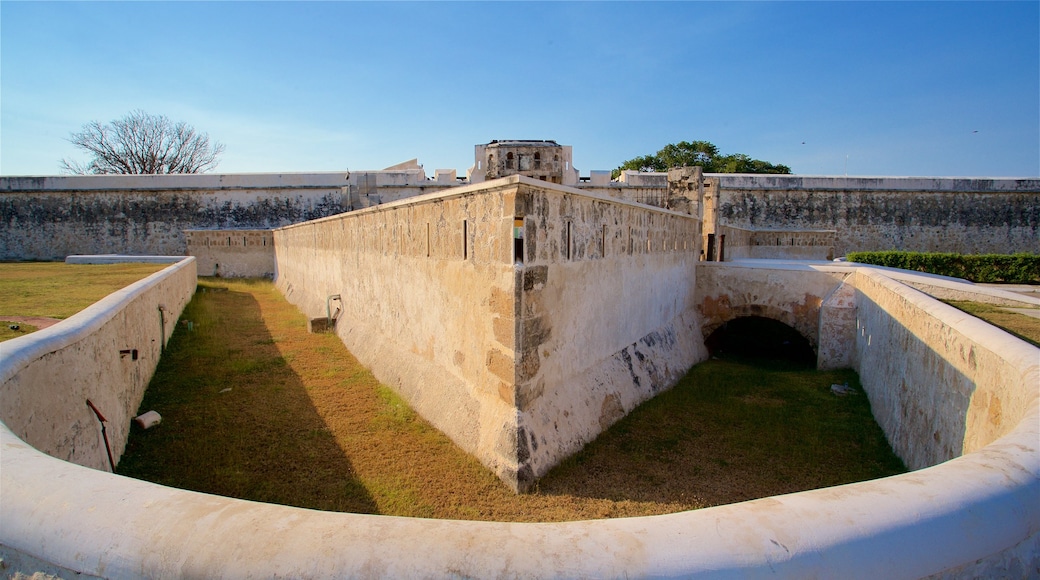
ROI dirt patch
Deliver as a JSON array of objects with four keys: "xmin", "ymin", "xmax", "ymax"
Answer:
[{"xmin": 0, "ymin": 316, "xmax": 62, "ymax": 330}]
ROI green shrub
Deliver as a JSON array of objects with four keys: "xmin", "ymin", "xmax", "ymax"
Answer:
[{"xmin": 846, "ymin": 251, "xmax": 1040, "ymax": 284}]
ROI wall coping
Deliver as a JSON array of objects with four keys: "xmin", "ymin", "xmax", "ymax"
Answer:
[
  {"xmin": 277, "ymin": 175, "xmax": 699, "ymax": 233},
  {"xmin": 65, "ymin": 254, "xmax": 189, "ymax": 264},
  {"xmin": 709, "ymin": 174, "xmax": 1040, "ymax": 192},
  {"xmin": 0, "ymin": 173, "xmax": 353, "ymax": 192}
]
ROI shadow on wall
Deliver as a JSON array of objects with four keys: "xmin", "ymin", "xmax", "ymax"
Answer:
[
  {"xmin": 705, "ymin": 316, "xmax": 817, "ymax": 368},
  {"xmin": 117, "ymin": 282, "xmax": 378, "ymax": 513}
]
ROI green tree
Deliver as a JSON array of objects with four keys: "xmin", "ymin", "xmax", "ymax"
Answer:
[{"xmin": 613, "ymin": 140, "xmax": 790, "ymax": 178}]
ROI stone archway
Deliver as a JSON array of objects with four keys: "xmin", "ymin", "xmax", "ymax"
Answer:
[
  {"xmin": 704, "ymin": 315, "xmax": 817, "ymax": 366},
  {"xmin": 698, "ymin": 294, "xmax": 821, "ymax": 354}
]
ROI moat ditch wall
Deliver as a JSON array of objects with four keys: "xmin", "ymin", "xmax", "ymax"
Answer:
[
  {"xmin": 273, "ymin": 176, "xmax": 706, "ymax": 490},
  {"xmin": 0, "ymin": 255, "xmax": 1036, "ymax": 577}
]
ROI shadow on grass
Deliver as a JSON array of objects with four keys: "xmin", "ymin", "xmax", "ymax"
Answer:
[{"xmin": 118, "ymin": 281, "xmax": 378, "ymax": 514}]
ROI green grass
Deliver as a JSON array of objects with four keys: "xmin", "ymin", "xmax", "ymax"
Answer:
[
  {"xmin": 118, "ymin": 278, "xmax": 906, "ymax": 521},
  {"xmin": 0, "ymin": 262, "xmax": 167, "ymax": 319},
  {"xmin": 538, "ymin": 357, "xmax": 906, "ymax": 506},
  {"xmin": 944, "ymin": 300, "xmax": 1040, "ymax": 347},
  {"xmin": 0, "ymin": 322, "xmax": 38, "ymax": 342}
]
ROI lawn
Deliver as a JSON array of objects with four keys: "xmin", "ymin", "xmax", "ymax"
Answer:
[
  {"xmin": 118, "ymin": 278, "xmax": 906, "ymax": 522},
  {"xmin": 0, "ymin": 261, "xmax": 168, "ymax": 342},
  {"xmin": 944, "ymin": 300, "xmax": 1040, "ymax": 347}
]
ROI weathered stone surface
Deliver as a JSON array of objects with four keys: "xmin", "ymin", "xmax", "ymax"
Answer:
[
  {"xmin": 275, "ymin": 176, "xmax": 706, "ymax": 490},
  {"xmin": 713, "ymin": 176, "xmax": 1040, "ymax": 256}
]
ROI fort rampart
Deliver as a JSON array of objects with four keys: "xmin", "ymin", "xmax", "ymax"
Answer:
[
  {"xmin": 273, "ymin": 176, "xmax": 706, "ymax": 489},
  {"xmin": 0, "ymin": 172, "xmax": 454, "ymax": 260},
  {"xmin": 0, "ymin": 257, "xmax": 196, "ymax": 472},
  {"xmin": 707, "ymin": 175, "xmax": 1040, "ymax": 257},
  {"xmin": 3, "ymin": 173, "xmax": 1037, "ymax": 263}
]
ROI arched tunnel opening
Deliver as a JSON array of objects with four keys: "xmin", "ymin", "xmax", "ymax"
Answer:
[{"xmin": 705, "ymin": 316, "xmax": 817, "ymax": 368}]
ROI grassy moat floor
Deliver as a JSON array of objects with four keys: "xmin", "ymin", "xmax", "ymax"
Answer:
[{"xmin": 118, "ymin": 278, "xmax": 907, "ymax": 522}]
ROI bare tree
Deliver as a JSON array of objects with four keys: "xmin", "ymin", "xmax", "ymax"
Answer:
[{"xmin": 60, "ymin": 110, "xmax": 226, "ymax": 174}]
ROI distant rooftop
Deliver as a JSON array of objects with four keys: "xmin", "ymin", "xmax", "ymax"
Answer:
[{"xmin": 486, "ymin": 140, "xmax": 560, "ymax": 147}]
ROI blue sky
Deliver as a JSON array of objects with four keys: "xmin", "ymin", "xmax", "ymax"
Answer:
[{"xmin": 2, "ymin": 1, "xmax": 1038, "ymax": 177}]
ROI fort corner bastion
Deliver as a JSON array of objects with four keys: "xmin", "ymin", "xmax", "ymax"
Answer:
[{"xmin": 274, "ymin": 175, "xmax": 705, "ymax": 490}]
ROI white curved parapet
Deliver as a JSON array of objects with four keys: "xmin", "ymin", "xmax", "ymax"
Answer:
[{"xmin": 1, "ymin": 263, "xmax": 1038, "ymax": 578}]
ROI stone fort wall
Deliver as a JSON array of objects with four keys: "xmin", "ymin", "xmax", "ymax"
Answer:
[
  {"xmin": 0, "ymin": 172, "xmax": 454, "ymax": 260},
  {"xmin": 3, "ymin": 172, "xmax": 1038, "ymax": 263},
  {"xmin": 273, "ymin": 176, "xmax": 706, "ymax": 490},
  {"xmin": 707, "ymin": 175, "xmax": 1040, "ymax": 257},
  {"xmin": 2, "ymin": 258, "xmax": 1036, "ymax": 577}
]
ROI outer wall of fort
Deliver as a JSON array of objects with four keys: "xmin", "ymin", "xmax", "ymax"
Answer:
[{"xmin": 2, "ymin": 172, "xmax": 1038, "ymax": 262}]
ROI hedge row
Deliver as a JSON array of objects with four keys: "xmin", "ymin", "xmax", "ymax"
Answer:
[{"xmin": 846, "ymin": 251, "xmax": 1040, "ymax": 284}]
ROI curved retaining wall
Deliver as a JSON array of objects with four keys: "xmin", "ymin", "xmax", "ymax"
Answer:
[
  {"xmin": 1, "ymin": 263, "xmax": 1037, "ymax": 578},
  {"xmin": 0, "ymin": 257, "xmax": 196, "ymax": 471}
]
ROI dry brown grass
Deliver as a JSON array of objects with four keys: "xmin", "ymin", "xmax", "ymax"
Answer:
[{"xmin": 119, "ymin": 278, "xmax": 905, "ymax": 522}]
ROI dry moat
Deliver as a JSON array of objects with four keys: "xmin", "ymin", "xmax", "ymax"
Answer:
[{"xmin": 117, "ymin": 278, "xmax": 905, "ymax": 522}]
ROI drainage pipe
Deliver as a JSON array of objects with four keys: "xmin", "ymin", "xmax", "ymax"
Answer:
[
  {"xmin": 158, "ymin": 304, "xmax": 167, "ymax": 354},
  {"xmin": 326, "ymin": 294, "xmax": 342, "ymax": 328},
  {"xmin": 85, "ymin": 399, "xmax": 116, "ymax": 473}
]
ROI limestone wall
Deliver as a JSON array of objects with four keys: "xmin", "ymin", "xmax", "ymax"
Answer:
[
  {"xmin": 1, "ymin": 261, "xmax": 1037, "ymax": 578},
  {"xmin": 576, "ymin": 183, "xmax": 682, "ymax": 209},
  {"xmin": 185, "ymin": 229, "xmax": 275, "ymax": 278},
  {"xmin": 273, "ymin": 176, "xmax": 706, "ymax": 490},
  {"xmin": 712, "ymin": 175, "xmax": 1040, "ymax": 256},
  {"xmin": 0, "ymin": 174, "xmax": 349, "ymax": 259},
  {"xmin": 695, "ymin": 261, "xmax": 848, "ymax": 352},
  {"xmin": 0, "ymin": 172, "xmax": 456, "ymax": 261},
  {"xmin": 852, "ymin": 267, "xmax": 1040, "ymax": 470},
  {"xmin": 718, "ymin": 225, "xmax": 836, "ymax": 261},
  {"xmin": 4, "ymin": 172, "xmax": 1036, "ymax": 262},
  {"xmin": 512, "ymin": 182, "xmax": 705, "ymax": 481},
  {"xmin": 0, "ymin": 257, "xmax": 196, "ymax": 471},
  {"xmin": 274, "ymin": 179, "xmax": 525, "ymax": 486}
]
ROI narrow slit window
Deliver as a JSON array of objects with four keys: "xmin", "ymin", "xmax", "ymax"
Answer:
[
  {"xmin": 513, "ymin": 218, "xmax": 524, "ymax": 264},
  {"xmin": 426, "ymin": 223, "xmax": 431, "ymax": 258},
  {"xmin": 463, "ymin": 220, "xmax": 468, "ymax": 260},
  {"xmin": 600, "ymin": 224, "xmax": 607, "ymax": 258},
  {"xmin": 566, "ymin": 222, "xmax": 573, "ymax": 260}
]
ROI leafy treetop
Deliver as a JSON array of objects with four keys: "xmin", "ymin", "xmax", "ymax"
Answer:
[{"xmin": 613, "ymin": 140, "xmax": 791, "ymax": 178}]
